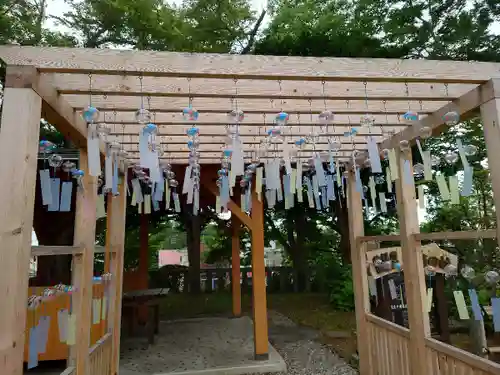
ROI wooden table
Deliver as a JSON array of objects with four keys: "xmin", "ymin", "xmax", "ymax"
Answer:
[{"xmin": 122, "ymin": 288, "xmax": 169, "ymax": 345}]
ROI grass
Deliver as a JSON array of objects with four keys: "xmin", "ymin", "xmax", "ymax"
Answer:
[{"xmin": 158, "ymin": 292, "xmax": 358, "ymax": 361}]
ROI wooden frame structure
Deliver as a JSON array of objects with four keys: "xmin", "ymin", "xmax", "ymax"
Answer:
[{"xmin": 2, "ymin": 45, "xmax": 500, "ymax": 375}]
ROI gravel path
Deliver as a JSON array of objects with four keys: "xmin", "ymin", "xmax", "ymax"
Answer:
[{"xmin": 265, "ymin": 311, "xmax": 358, "ymax": 375}]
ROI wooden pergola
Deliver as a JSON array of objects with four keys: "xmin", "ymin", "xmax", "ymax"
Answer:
[{"xmin": 1, "ymin": 45, "xmax": 500, "ymax": 375}]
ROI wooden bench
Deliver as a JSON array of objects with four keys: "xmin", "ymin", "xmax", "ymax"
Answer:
[{"xmin": 122, "ymin": 288, "xmax": 169, "ymax": 345}]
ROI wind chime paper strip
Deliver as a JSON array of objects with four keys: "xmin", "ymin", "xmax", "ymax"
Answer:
[
  {"xmin": 354, "ymin": 167, "xmax": 363, "ymax": 195},
  {"xmin": 297, "ymin": 163, "xmax": 303, "ymax": 191},
  {"xmin": 327, "ymin": 175, "xmax": 334, "ymax": 201},
  {"xmin": 387, "ymin": 279, "xmax": 397, "ymax": 299},
  {"xmin": 386, "ymin": 167, "xmax": 392, "ymax": 193},
  {"xmin": 297, "ymin": 183, "xmax": 303, "ymax": 203},
  {"xmin": 101, "ymin": 297, "xmax": 108, "ymax": 320},
  {"xmin": 96, "ymin": 194, "xmax": 106, "ymax": 218},
  {"xmin": 182, "ymin": 166, "xmax": 192, "ymax": 195},
  {"xmin": 276, "ymin": 178, "xmax": 283, "ymax": 202},
  {"xmin": 456, "ymin": 138, "xmax": 470, "ymax": 168},
  {"xmin": 154, "ymin": 178, "xmax": 164, "ymax": 202},
  {"xmin": 266, "ymin": 189, "xmax": 276, "ymax": 208},
  {"xmin": 152, "ymin": 199, "xmax": 160, "ymax": 211},
  {"xmin": 138, "ymin": 202, "xmax": 143, "ymax": 214},
  {"xmin": 27, "ymin": 326, "xmax": 39, "ymax": 369},
  {"xmin": 453, "ymin": 291, "xmax": 470, "ymax": 320},
  {"xmin": 256, "ymin": 167, "xmax": 263, "ymax": 201},
  {"xmin": 462, "ymin": 166, "xmax": 474, "ymax": 197},
  {"xmin": 436, "ymin": 174, "xmax": 451, "ymax": 201},
  {"xmin": 282, "ymin": 142, "xmax": 293, "ymax": 175},
  {"xmin": 66, "ymin": 314, "xmax": 77, "ymax": 345},
  {"xmin": 312, "ymin": 175, "xmax": 320, "ymax": 199},
  {"xmin": 131, "ymin": 179, "xmax": 144, "ymax": 204},
  {"xmin": 215, "ymin": 196, "xmax": 221, "ymax": 214},
  {"xmin": 246, "ymin": 182, "xmax": 252, "ymax": 212},
  {"xmin": 290, "ymin": 169, "xmax": 297, "ymax": 195},
  {"xmin": 47, "ymin": 178, "xmax": 61, "ymax": 212},
  {"xmin": 105, "ymin": 149, "xmax": 113, "ymax": 191},
  {"xmin": 321, "ymin": 186, "xmax": 327, "ymax": 208},
  {"xmin": 232, "ymin": 139, "xmax": 245, "ymax": 176},
  {"xmin": 38, "ymin": 316, "xmax": 50, "ymax": 354},
  {"xmin": 283, "ymin": 174, "xmax": 291, "ymax": 209},
  {"xmin": 194, "ymin": 190, "xmax": 200, "ymax": 215},
  {"xmin": 314, "ymin": 156, "xmax": 327, "ymax": 186},
  {"xmin": 229, "ymin": 167, "xmax": 236, "ymax": 190},
  {"xmin": 240, "ymin": 194, "xmax": 246, "ymax": 212},
  {"xmin": 57, "ymin": 309, "xmax": 68, "ymax": 343},
  {"xmin": 329, "ymin": 153, "xmax": 335, "ymax": 173},
  {"xmin": 402, "ymin": 159, "xmax": 413, "ymax": 186},
  {"xmin": 468, "ymin": 289, "xmax": 483, "ymax": 321},
  {"xmin": 92, "ymin": 299, "xmax": 102, "ymax": 324},
  {"xmin": 335, "ymin": 161, "xmax": 341, "ymax": 187},
  {"xmin": 368, "ymin": 277, "xmax": 377, "ymax": 298},
  {"xmin": 187, "ymin": 183, "xmax": 194, "ymax": 204},
  {"xmin": 422, "ymin": 151, "xmax": 433, "ymax": 181},
  {"xmin": 426, "ymin": 288, "xmax": 434, "ymax": 313},
  {"xmin": 173, "ymin": 193, "xmax": 181, "ymax": 212},
  {"xmin": 379, "ymin": 192, "xmax": 387, "ymax": 213},
  {"xmin": 491, "ymin": 298, "xmax": 500, "ymax": 332},
  {"xmin": 112, "ymin": 155, "xmax": 119, "ymax": 195},
  {"xmin": 165, "ymin": 181, "xmax": 171, "ymax": 209},
  {"xmin": 59, "ymin": 181, "xmax": 73, "ymax": 212},
  {"xmin": 449, "ymin": 175, "xmax": 460, "ymax": 204},
  {"xmin": 388, "ymin": 149, "xmax": 398, "ymax": 180},
  {"xmin": 87, "ymin": 125, "xmax": 101, "ymax": 177},
  {"xmin": 131, "ymin": 191, "xmax": 137, "ymax": 206},
  {"xmin": 369, "ymin": 176, "xmax": 377, "ymax": 209},
  {"xmin": 144, "ymin": 195, "xmax": 152, "ymax": 214},
  {"xmin": 367, "ymin": 136, "xmax": 383, "ymax": 173},
  {"xmin": 39, "ymin": 169, "xmax": 53, "ymax": 206},
  {"xmin": 418, "ymin": 185, "xmax": 425, "ymax": 209},
  {"xmin": 306, "ymin": 178, "xmax": 315, "ymax": 209}
]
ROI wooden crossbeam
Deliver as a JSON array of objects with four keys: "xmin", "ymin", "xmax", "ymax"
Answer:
[
  {"xmin": 110, "ymin": 129, "xmax": 392, "ymax": 137},
  {"xmin": 0, "ymin": 46, "xmax": 498, "ymax": 84},
  {"xmin": 47, "ymin": 74, "xmax": 477, "ymax": 100},
  {"xmin": 31, "ymin": 245, "xmax": 106, "ymax": 256},
  {"xmin": 118, "ymin": 138, "xmax": 379, "ymax": 145}
]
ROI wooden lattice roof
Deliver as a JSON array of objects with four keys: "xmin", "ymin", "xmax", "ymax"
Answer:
[{"xmin": 1, "ymin": 45, "xmax": 498, "ymax": 165}]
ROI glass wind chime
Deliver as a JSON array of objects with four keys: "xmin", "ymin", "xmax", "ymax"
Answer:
[{"xmin": 182, "ymin": 82, "xmax": 201, "ymax": 215}]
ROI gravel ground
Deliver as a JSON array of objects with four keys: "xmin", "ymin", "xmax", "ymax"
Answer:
[{"xmin": 265, "ymin": 311, "xmax": 358, "ymax": 375}]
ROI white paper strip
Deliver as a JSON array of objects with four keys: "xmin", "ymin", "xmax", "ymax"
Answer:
[
  {"xmin": 418, "ymin": 185, "xmax": 425, "ymax": 209},
  {"xmin": 256, "ymin": 167, "xmax": 263, "ymax": 201},
  {"xmin": 379, "ymin": 192, "xmax": 387, "ymax": 213},
  {"xmin": 96, "ymin": 194, "xmax": 106, "ymax": 218},
  {"xmin": 314, "ymin": 156, "xmax": 327, "ymax": 186},
  {"xmin": 105, "ymin": 148, "xmax": 113, "ymax": 191},
  {"xmin": 369, "ymin": 176, "xmax": 377, "ymax": 210},
  {"xmin": 296, "ymin": 163, "xmax": 303, "ymax": 191},
  {"xmin": 290, "ymin": 169, "xmax": 297, "ymax": 195},
  {"xmin": 47, "ymin": 178, "xmax": 61, "ymax": 212},
  {"xmin": 165, "ymin": 180, "xmax": 171, "ymax": 209},
  {"xmin": 386, "ymin": 167, "xmax": 392, "ymax": 193},
  {"xmin": 39, "ymin": 169, "xmax": 53, "ymax": 206},
  {"xmin": 282, "ymin": 142, "xmax": 292, "ymax": 175},
  {"xmin": 388, "ymin": 149, "xmax": 398, "ymax": 180},
  {"xmin": 367, "ymin": 136, "xmax": 382, "ymax": 173},
  {"xmin": 87, "ymin": 124, "xmax": 101, "ymax": 177},
  {"xmin": 182, "ymin": 166, "xmax": 192, "ymax": 195},
  {"xmin": 422, "ymin": 151, "xmax": 433, "ymax": 181},
  {"xmin": 131, "ymin": 179, "xmax": 144, "ymax": 204}
]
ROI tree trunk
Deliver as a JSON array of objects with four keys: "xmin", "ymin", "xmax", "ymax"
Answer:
[{"xmin": 334, "ymin": 198, "xmax": 352, "ymax": 264}]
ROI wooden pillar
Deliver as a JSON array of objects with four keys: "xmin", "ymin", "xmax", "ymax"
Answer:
[
  {"xmin": 102, "ymin": 192, "xmax": 113, "ymax": 337},
  {"xmin": 250, "ymin": 191, "xmax": 269, "ymax": 360},
  {"xmin": 394, "ymin": 149, "xmax": 430, "ymax": 375},
  {"xmin": 69, "ymin": 148, "xmax": 98, "ymax": 375},
  {"xmin": 0, "ymin": 68, "xmax": 42, "ymax": 375},
  {"xmin": 346, "ymin": 170, "xmax": 372, "ymax": 375},
  {"xmin": 110, "ymin": 179, "xmax": 127, "ymax": 375},
  {"xmin": 231, "ymin": 222, "xmax": 242, "ymax": 318},
  {"xmin": 480, "ymin": 80, "xmax": 500, "ymax": 246}
]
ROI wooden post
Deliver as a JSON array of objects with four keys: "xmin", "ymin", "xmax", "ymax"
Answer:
[
  {"xmin": 346, "ymin": 170, "xmax": 372, "ymax": 375},
  {"xmin": 480, "ymin": 79, "xmax": 500, "ymax": 246},
  {"xmin": 102, "ymin": 192, "xmax": 113, "ymax": 337},
  {"xmin": 250, "ymin": 191, "xmax": 269, "ymax": 360},
  {"xmin": 110, "ymin": 179, "xmax": 127, "ymax": 375},
  {"xmin": 0, "ymin": 68, "xmax": 42, "ymax": 375},
  {"xmin": 394, "ymin": 149, "xmax": 430, "ymax": 375},
  {"xmin": 69, "ymin": 148, "xmax": 98, "ymax": 375},
  {"xmin": 231, "ymin": 223, "xmax": 242, "ymax": 318}
]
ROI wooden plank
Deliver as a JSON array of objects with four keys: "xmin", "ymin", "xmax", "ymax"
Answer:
[
  {"xmin": 0, "ymin": 86, "xmax": 42, "ymax": 375},
  {"xmin": 231, "ymin": 223, "xmax": 242, "ymax": 318},
  {"xmin": 31, "ymin": 245, "xmax": 106, "ymax": 256},
  {"xmin": 69, "ymin": 148, "xmax": 98, "ymax": 375},
  {"xmin": 65, "ymin": 94, "xmax": 442, "ymax": 113},
  {"xmin": 380, "ymin": 80, "xmax": 497, "ymax": 151},
  {"xmin": 250, "ymin": 189, "xmax": 269, "ymax": 359},
  {"xmin": 48, "ymin": 73, "xmax": 476, "ymax": 100},
  {"xmin": 394, "ymin": 148, "xmax": 430, "ymax": 375},
  {"xmin": 357, "ymin": 234, "xmax": 401, "ymax": 244},
  {"xmin": 415, "ymin": 230, "xmax": 497, "ymax": 241},
  {"xmin": 110, "ymin": 180, "xmax": 127, "ymax": 375},
  {"xmin": 425, "ymin": 338, "xmax": 500, "ymax": 374},
  {"xmin": 346, "ymin": 170, "xmax": 373, "ymax": 375},
  {"xmin": 119, "ymin": 137, "xmax": 384, "ymax": 145},
  {"xmin": 480, "ymin": 84, "xmax": 500, "ymax": 248},
  {"xmin": 0, "ymin": 46, "xmax": 497, "ymax": 83}
]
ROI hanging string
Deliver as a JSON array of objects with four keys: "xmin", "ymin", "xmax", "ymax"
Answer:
[
  {"xmin": 308, "ymin": 99, "xmax": 315, "ymax": 152},
  {"xmin": 382, "ymin": 100, "xmax": 388, "ymax": 136},
  {"xmin": 404, "ymin": 81, "xmax": 411, "ymax": 112},
  {"xmin": 88, "ymin": 73, "xmax": 93, "ymax": 107},
  {"xmin": 187, "ymin": 77, "xmax": 193, "ymax": 108},
  {"xmin": 278, "ymin": 80, "xmax": 284, "ymax": 111},
  {"xmin": 363, "ymin": 81, "xmax": 373, "ymax": 136},
  {"xmin": 139, "ymin": 74, "xmax": 144, "ymax": 109},
  {"xmin": 346, "ymin": 100, "xmax": 356, "ymax": 155}
]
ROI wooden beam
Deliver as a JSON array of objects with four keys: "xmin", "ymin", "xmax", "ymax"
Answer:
[
  {"xmin": 394, "ymin": 148, "xmax": 430, "ymax": 375},
  {"xmin": 346, "ymin": 170, "xmax": 373, "ymax": 375},
  {"xmin": 110, "ymin": 180, "xmax": 127, "ymax": 375},
  {"xmin": 69, "ymin": 148, "xmax": 98, "ymax": 375},
  {"xmin": 414, "ymin": 230, "xmax": 497, "ymax": 241},
  {"xmin": 48, "ymin": 73, "xmax": 476, "ymax": 100},
  {"xmin": 479, "ymin": 80, "xmax": 500, "ymax": 248},
  {"xmin": 0, "ymin": 46, "xmax": 497, "ymax": 83},
  {"xmin": 119, "ymin": 137, "xmax": 384, "ymax": 145},
  {"xmin": 0, "ymin": 85, "xmax": 42, "ymax": 375},
  {"xmin": 379, "ymin": 80, "xmax": 497, "ymax": 150},
  {"xmin": 231, "ymin": 223, "xmax": 242, "ymax": 318},
  {"xmin": 250, "ymin": 190, "xmax": 269, "ymax": 360},
  {"xmin": 31, "ymin": 245, "xmax": 106, "ymax": 256}
]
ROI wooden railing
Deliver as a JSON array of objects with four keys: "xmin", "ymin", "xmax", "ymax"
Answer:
[
  {"xmin": 87, "ymin": 333, "xmax": 113, "ymax": 375},
  {"xmin": 149, "ymin": 266, "xmax": 327, "ymax": 293}
]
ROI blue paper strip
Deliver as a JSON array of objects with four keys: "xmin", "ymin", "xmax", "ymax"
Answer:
[
  {"xmin": 112, "ymin": 155, "xmax": 119, "ymax": 195},
  {"xmin": 39, "ymin": 169, "xmax": 53, "ymax": 206},
  {"xmin": 152, "ymin": 199, "xmax": 160, "ymax": 211},
  {"xmin": 27, "ymin": 326, "xmax": 39, "ymax": 369},
  {"xmin": 468, "ymin": 289, "xmax": 483, "ymax": 321},
  {"xmin": 492, "ymin": 298, "xmax": 500, "ymax": 332},
  {"xmin": 367, "ymin": 136, "xmax": 383, "ymax": 173},
  {"xmin": 283, "ymin": 174, "xmax": 290, "ymax": 196},
  {"xmin": 326, "ymin": 176, "xmax": 333, "ymax": 201},
  {"xmin": 329, "ymin": 155, "xmax": 335, "ymax": 173},
  {"xmin": 59, "ymin": 182, "xmax": 73, "ymax": 212},
  {"xmin": 38, "ymin": 316, "xmax": 50, "ymax": 354},
  {"xmin": 47, "ymin": 178, "xmax": 61, "ymax": 211},
  {"xmin": 154, "ymin": 178, "xmax": 165, "ymax": 201},
  {"xmin": 403, "ymin": 160, "xmax": 413, "ymax": 186},
  {"xmin": 461, "ymin": 165, "xmax": 473, "ymax": 197}
]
